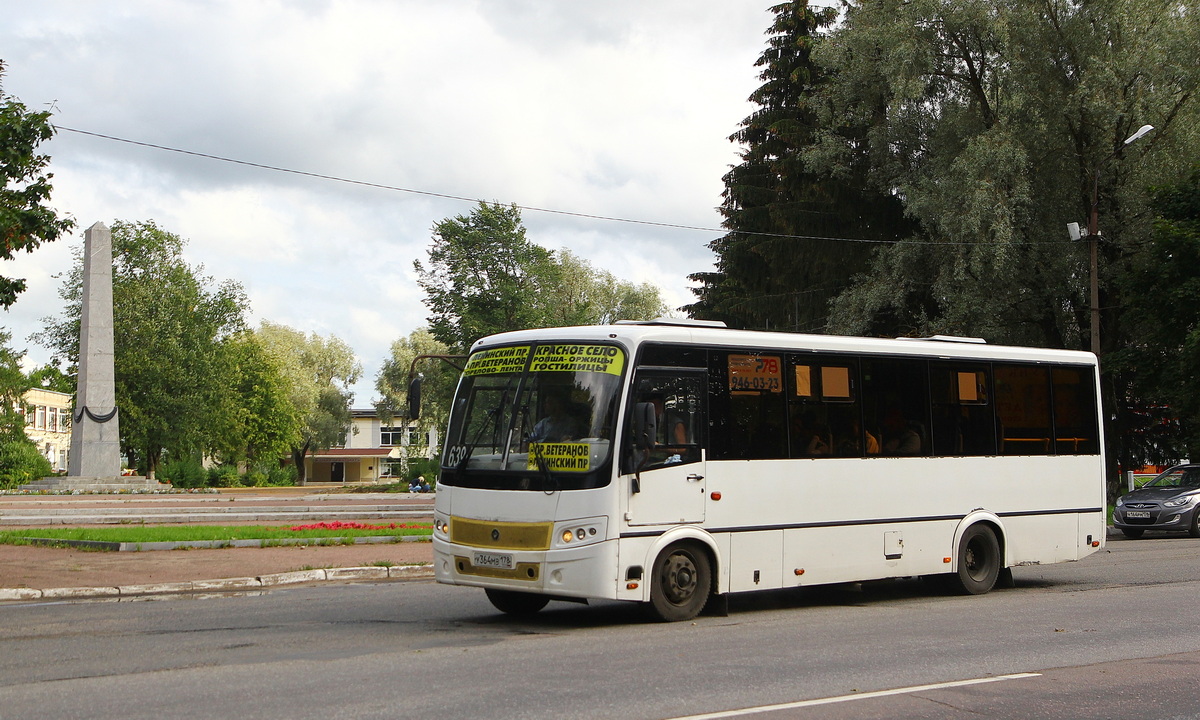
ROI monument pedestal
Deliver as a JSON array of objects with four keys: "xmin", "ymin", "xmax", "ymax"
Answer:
[{"xmin": 20, "ymin": 476, "xmax": 166, "ymax": 492}]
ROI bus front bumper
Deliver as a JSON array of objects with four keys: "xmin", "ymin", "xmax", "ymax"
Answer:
[{"xmin": 432, "ymin": 536, "xmax": 620, "ymax": 601}]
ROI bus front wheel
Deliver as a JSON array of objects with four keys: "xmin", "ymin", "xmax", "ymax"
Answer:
[
  {"xmin": 648, "ymin": 542, "xmax": 711, "ymax": 622},
  {"xmin": 952, "ymin": 524, "xmax": 1001, "ymax": 595},
  {"xmin": 485, "ymin": 588, "xmax": 550, "ymax": 616}
]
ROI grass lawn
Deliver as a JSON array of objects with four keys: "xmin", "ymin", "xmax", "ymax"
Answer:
[{"xmin": 0, "ymin": 521, "xmax": 433, "ymax": 546}]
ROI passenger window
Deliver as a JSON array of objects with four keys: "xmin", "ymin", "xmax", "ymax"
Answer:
[
  {"xmin": 861, "ymin": 358, "xmax": 931, "ymax": 457},
  {"xmin": 1052, "ymin": 367, "xmax": 1099, "ymax": 455},
  {"xmin": 789, "ymin": 358, "xmax": 862, "ymax": 458},
  {"xmin": 995, "ymin": 365, "xmax": 1052, "ymax": 455},
  {"xmin": 930, "ymin": 364, "xmax": 996, "ymax": 456},
  {"xmin": 709, "ymin": 351, "xmax": 787, "ymax": 460}
]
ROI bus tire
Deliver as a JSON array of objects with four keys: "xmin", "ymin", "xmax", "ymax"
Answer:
[
  {"xmin": 485, "ymin": 588, "xmax": 550, "ymax": 616},
  {"xmin": 648, "ymin": 542, "xmax": 711, "ymax": 622},
  {"xmin": 952, "ymin": 524, "xmax": 1001, "ymax": 595}
]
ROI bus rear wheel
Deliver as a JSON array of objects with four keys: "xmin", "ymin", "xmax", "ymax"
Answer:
[
  {"xmin": 648, "ymin": 542, "xmax": 711, "ymax": 622},
  {"xmin": 952, "ymin": 524, "xmax": 1001, "ymax": 595},
  {"xmin": 485, "ymin": 588, "xmax": 550, "ymax": 616}
]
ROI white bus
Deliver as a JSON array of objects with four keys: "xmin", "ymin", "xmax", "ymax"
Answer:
[{"xmin": 429, "ymin": 320, "xmax": 1106, "ymax": 621}]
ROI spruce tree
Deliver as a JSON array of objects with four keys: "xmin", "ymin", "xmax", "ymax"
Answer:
[{"xmin": 687, "ymin": 0, "xmax": 910, "ymax": 332}]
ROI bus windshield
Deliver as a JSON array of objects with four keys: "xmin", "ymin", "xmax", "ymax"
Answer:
[{"xmin": 441, "ymin": 343, "xmax": 626, "ymax": 491}]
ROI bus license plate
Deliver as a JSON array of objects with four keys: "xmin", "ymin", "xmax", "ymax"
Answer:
[
  {"xmin": 473, "ymin": 551, "xmax": 513, "ymax": 570},
  {"xmin": 1126, "ymin": 510, "xmax": 1151, "ymax": 519}
]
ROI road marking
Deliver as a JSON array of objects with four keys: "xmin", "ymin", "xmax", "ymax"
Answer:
[{"xmin": 665, "ymin": 672, "xmax": 1043, "ymax": 719}]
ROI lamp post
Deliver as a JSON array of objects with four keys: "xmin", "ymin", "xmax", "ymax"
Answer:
[{"xmin": 1075, "ymin": 123, "xmax": 1154, "ymax": 356}]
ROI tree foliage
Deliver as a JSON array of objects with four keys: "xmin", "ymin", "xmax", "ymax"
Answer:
[
  {"xmin": 0, "ymin": 61, "xmax": 74, "ymax": 308},
  {"xmin": 374, "ymin": 328, "xmax": 457, "ymax": 452},
  {"xmin": 36, "ymin": 220, "xmax": 248, "ymax": 476},
  {"xmin": 210, "ymin": 331, "xmax": 301, "ymax": 468},
  {"xmin": 809, "ymin": 0, "xmax": 1199, "ymax": 347},
  {"xmin": 0, "ymin": 329, "xmax": 33, "ymax": 442},
  {"xmin": 415, "ymin": 202, "xmax": 556, "ymax": 351},
  {"xmin": 256, "ymin": 321, "xmax": 361, "ymax": 485},
  {"xmin": 1112, "ymin": 166, "xmax": 1200, "ymax": 462},
  {"xmin": 416, "ymin": 202, "xmax": 667, "ymax": 351},
  {"xmin": 27, "ymin": 362, "xmax": 74, "ymax": 394}
]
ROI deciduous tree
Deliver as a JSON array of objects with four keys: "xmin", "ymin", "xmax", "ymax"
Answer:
[
  {"xmin": 256, "ymin": 321, "xmax": 361, "ymax": 485},
  {"xmin": 374, "ymin": 328, "xmax": 457, "ymax": 458},
  {"xmin": 416, "ymin": 202, "xmax": 667, "ymax": 351},
  {"xmin": 809, "ymin": 0, "xmax": 1199, "ymax": 348},
  {"xmin": 36, "ymin": 221, "xmax": 247, "ymax": 477},
  {"xmin": 415, "ymin": 202, "xmax": 556, "ymax": 351},
  {"xmin": 0, "ymin": 61, "xmax": 74, "ymax": 308},
  {"xmin": 1112, "ymin": 166, "xmax": 1200, "ymax": 464}
]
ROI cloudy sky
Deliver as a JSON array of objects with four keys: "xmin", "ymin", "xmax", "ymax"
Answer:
[{"xmin": 2, "ymin": 0, "xmax": 797, "ymax": 405}]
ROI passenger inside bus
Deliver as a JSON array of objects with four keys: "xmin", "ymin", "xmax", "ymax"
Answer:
[{"xmin": 882, "ymin": 410, "xmax": 922, "ymax": 455}]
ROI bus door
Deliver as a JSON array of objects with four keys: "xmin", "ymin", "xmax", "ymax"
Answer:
[{"xmin": 624, "ymin": 371, "xmax": 706, "ymax": 526}]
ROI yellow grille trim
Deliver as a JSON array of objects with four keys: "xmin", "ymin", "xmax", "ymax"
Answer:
[
  {"xmin": 450, "ymin": 517, "xmax": 553, "ymax": 551},
  {"xmin": 454, "ymin": 556, "xmax": 541, "ymax": 581}
]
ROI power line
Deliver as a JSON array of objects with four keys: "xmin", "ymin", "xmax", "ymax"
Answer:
[{"xmin": 53, "ymin": 125, "xmax": 1077, "ymax": 248}]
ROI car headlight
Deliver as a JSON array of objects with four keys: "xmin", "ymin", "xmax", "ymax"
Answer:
[
  {"xmin": 1116, "ymin": 495, "xmax": 1126, "ymax": 506},
  {"xmin": 1164, "ymin": 495, "xmax": 1200, "ymax": 508}
]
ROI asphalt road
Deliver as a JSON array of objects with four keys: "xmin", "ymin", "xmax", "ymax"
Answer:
[{"xmin": 2, "ymin": 535, "xmax": 1199, "ymax": 720}]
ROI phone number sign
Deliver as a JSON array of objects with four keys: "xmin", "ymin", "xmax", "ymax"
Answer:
[{"xmin": 728, "ymin": 354, "xmax": 782, "ymax": 393}]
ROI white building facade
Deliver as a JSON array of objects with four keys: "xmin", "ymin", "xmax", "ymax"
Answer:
[{"xmin": 24, "ymin": 388, "xmax": 72, "ymax": 473}]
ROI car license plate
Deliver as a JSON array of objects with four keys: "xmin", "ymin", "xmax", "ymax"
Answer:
[
  {"xmin": 473, "ymin": 551, "xmax": 513, "ymax": 570},
  {"xmin": 1126, "ymin": 510, "xmax": 1151, "ymax": 519}
]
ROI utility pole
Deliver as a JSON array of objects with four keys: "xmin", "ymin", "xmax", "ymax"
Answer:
[{"xmin": 1072, "ymin": 124, "xmax": 1154, "ymax": 357}]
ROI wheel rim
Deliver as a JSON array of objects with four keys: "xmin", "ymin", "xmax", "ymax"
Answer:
[
  {"xmin": 662, "ymin": 551, "xmax": 699, "ymax": 605},
  {"xmin": 964, "ymin": 537, "xmax": 987, "ymax": 581}
]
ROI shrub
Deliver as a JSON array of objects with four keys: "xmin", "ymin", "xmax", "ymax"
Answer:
[
  {"xmin": 266, "ymin": 464, "xmax": 297, "ymax": 486},
  {"xmin": 0, "ymin": 439, "xmax": 53, "ymax": 489},
  {"xmin": 242, "ymin": 469, "xmax": 269, "ymax": 487},
  {"xmin": 207, "ymin": 464, "xmax": 241, "ymax": 488},
  {"xmin": 404, "ymin": 457, "xmax": 440, "ymax": 486},
  {"xmin": 158, "ymin": 457, "xmax": 207, "ymax": 488}
]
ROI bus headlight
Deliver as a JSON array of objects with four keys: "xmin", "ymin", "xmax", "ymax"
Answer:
[
  {"xmin": 553, "ymin": 517, "xmax": 606, "ymax": 548},
  {"xmin": 433, "ymin": 512, "xmax": 451, "ymax": 539}
]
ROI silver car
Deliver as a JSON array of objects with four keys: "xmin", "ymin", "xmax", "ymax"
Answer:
[{"xmin": 1113, "ymin": 464, "xmax": 1200, "ymax": 539}]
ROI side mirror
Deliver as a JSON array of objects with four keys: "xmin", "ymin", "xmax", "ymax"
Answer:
[
  {"xmin": 632, "ymin": 402, "xmax": 657, "ymax": 451},
  {"xmin": 407, "ymin": 376, "xmax": 423, "ymax": 421}
]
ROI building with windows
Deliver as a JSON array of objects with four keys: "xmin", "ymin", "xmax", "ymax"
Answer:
[
  {"xmin": 302, "ymin": 408, "xmax": 438, "ymax": 484},
  {"xmin": 24, "ymin": 388, "xmax": 72, "ymax": 473}
]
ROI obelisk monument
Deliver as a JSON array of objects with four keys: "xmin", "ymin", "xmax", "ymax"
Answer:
[
  {"xmin": 68, "ymin": 220, "xmax": 125, "ymax": 477},
  {"xmin": 24, "ymin": 222, "xmax": 161, "ymax": 490}
]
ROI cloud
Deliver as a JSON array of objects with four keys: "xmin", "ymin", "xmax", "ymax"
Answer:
[{"xmin": 1, "ymin": 0, "xmax": 774, "ymax": 403}]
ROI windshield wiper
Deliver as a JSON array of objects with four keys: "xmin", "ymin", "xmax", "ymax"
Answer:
[{"xmin": 529, "ymin": 441, "xmax": 559, "ymax": 494}]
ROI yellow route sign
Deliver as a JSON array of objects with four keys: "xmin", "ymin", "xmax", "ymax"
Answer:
[
  {"xmin": 530, "ymin": 344, "xmax": 625, "ymax": 376},
  {"xmin": 527, "ymin": 443, "xmax": 592, "ymax": 472},
  {"xmin": 463, "ymin": 346, "xmax": 530, "ymax": 376}
]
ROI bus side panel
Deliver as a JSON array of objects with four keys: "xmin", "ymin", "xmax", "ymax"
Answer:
[
  {"xmin": 1003, "ymin": 512, "xmax": 1103, "ymax": 565},
  {"xmin": 782, "ymin": 520, "xmax": 959, "ymax": 586},
  {"xmin": 728, "ymin": 530, "xmax": 783, "ymax": 593}
]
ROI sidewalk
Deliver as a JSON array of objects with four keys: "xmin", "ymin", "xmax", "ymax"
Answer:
[{"xmin": 0, "ymin": 488, "xmax": 436, "ymax": 601}]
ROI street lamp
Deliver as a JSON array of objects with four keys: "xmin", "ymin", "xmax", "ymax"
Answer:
[{"xmin": 1070, "ymin": 123, "xmax": 1154, "ymax": 356}]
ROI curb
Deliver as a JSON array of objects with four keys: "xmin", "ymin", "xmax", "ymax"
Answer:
[
  {"xmin": 0, "ymin": 563, "xmax": 434, "ymax": 602},
  {"xmin": 14, "ymin": 534, "xmax": 428, "ymax": 552}
]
